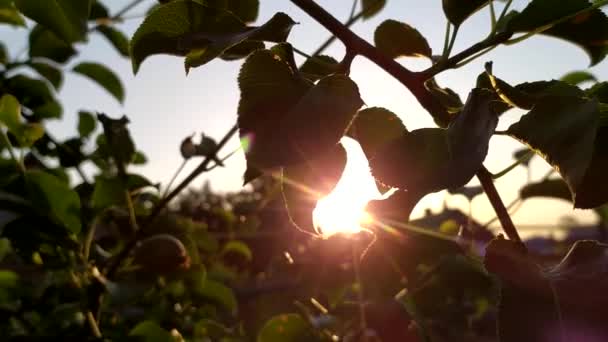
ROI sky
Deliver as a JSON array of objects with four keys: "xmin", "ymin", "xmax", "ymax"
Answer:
[{"xmin": 1, "ymin": 0, "xmax": 606, "ymax": 234}]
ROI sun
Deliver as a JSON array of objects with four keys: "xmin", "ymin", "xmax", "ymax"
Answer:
[{"xmin": 312, "ymin": 137, "xmax": 387, "ymax": 238}]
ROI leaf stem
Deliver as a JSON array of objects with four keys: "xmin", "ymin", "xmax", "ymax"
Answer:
[
  {"xmin": 348, "ymin": 0, "xmax": 359, "ymax": 21},
  {"xmin": 491, "ymin": 150, "xmax": 533, "ymax": 179},
  {"xmin": 441, "ymin": 21, "xmax": 452, "ymax": 57},
  {"xmin": 489, "ymin": 0, "xmax": 497, "ymax": 30},
  {"xmin": 112, "ymin": 0, "xmax": 147, "ymax": 20},
  {"xmin": 104, "ymin": 124, "xmax": 239, "ymax": 278},
  {"xmin": 1, "ymin": 129, "xmax": 24, "ymax": 173},
  {"xmin": 497, "ymin": 0, "xmax": 513, "ymax": 23},
  {"xmin": 86, "ymin": 311, "xmax": 102, "ymax": 338},
  {"xmin": 424, "ymin": 30, "xmax": 512, "ymax": 77},
  {"xmin": 477, "ymin": 167, "xmax": 523, "ymax": 243},
  {"xmin": 162, "ymin": 159, "xmax": 188, "ymax": 199}
]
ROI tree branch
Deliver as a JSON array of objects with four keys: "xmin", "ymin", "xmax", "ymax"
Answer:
[
  {"xmin": 291, "ymin": 0, "xmax": 451, "ymax": 126},
  {"xmin": 104, "ymin": 124, "xmax": 239, "ymax": 278},
  {"xmin": 477, "ymin": 167, "xmax": 523, "ymax": 243},
  {"xmin": 291, "ymin": 0, "xmax": 522, "ymax": 243}
]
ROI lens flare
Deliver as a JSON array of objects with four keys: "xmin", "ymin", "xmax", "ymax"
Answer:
[{"xmin": 312, "ymin": 137, "xmax": 386, "ymax": 238}]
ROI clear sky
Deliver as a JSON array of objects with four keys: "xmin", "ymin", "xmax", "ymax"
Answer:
[{"xmin": 2, "ymin": 0, "xmax": 606, "ymax": 233}]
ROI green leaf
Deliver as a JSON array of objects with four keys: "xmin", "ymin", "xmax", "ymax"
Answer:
[
  {"xmin": 89, "ymin": 0, "xmax": 108, "ymax": 20},
  {"xmin": 24, "ymin": 170, "xmax": 81, "ymax": 233},
  {"xmin": 72, "ymin": 62, "xmax": 124, "ymax": 103},
  {"xmin": 362, "ymin": 0, "xmax": 387, "ymax": 19},
  {"xmin": 281, "ymin": 74, "xmax": 363, "ymax": 162},
  {"xmin": 0, "ymin": 94, "xmax": 45, "ymax": 147},
  {"xmin": 29, "ymin": 25, "xmax": 77, "ymax": 64},
  {"xmin": 426, "ymin": 78, "xmax": 464, "ymax": 115},
  {"xmin": 508, "ymin": 0, "xmax": 608, "ymax": 66},
  {"xmin": 371, "ymin": 89, "xmax": 498, "ymax": 194},
  {"xmin": 237, "ymin": 47, "xmax": 311, "ymax": 169},
  {"xmin": 0, "ymin": 270, "xmax": 17, "ymax": 288},
  {"xmin": 506, "ymin": 95, "xmax": 602, "ymax": 208},
  {"xmin": 374, "ymin": 20, "xmax": 432, "ymax": 59},
  {"xmin": 97, "ymin": 114, "xmax": 135, "ymax": 170},
  {"xmin": 131, "ymin": 0, "xmax": 294, "ymax": 74},
  {"xmin": 183, "ymin": 12, "xmax": 296, "ymax": 72},
  {"xmin": 92, "ymin": 174, "xmax": 154, "ymax": 209},
  {"xmin": 5, "ymin": 74, "xmax": 63, "ymax": 120},
  {"xmin": 560, "ymin": 70, "xmax": 598, "ymax": 85},
  {"xmin": 222, "ymin": 240, "xmax": 252, "ymax": 262},
  {"xmin": 6, "ymin": 74, "xmax": 55, "ymax": 110},
  {"xmin": 96, "ymin": 25, "xmax": 130, "ymax": 57},
  {"xmin": 195, "ymin": 279, "xmax": 237, "ymax": 314},
  {"xmin": 442, "ymin": 0, "xmax": 489, "ymax": 26},
  {"xmin": 0, "ymin": 94, "xmax": 21, "ymax": 132},
  {"xmin": 0, "ymin": 42, "xmax": 7, "ymax": 64},
  {"xmin": 257, "ymin": 314, "xmax": 312, "ymax": 342},
  {"xmin": 29, "ymin": 61, "xmax": 63, "ymax": 90},
  {"xmin": 347, "ymin": 107, "xmax": 407, "ymax": 159},
  {"xmin": 282, "ymin": 145, "xmax": 346, "ymax": 233},
  {"xmin": 15, "ymin": 0, "xmax": 91, "ymax": 43},
  {"xmin": 77, "ymin": 111, "xmax": 96, "ymax": 138},
  {"xmin": 0, "ymin": 0, "xmax": 25, "ymax": 26},
  {"xmin": 129, "ymin": 320, "xmax": 173, "ymax": 342},
  {"xmin": 132, "ymin": 151, "xmax": 148, "ymax": 165},
  {"xmin": 299, "ymin": 55, "xmax": 339, "ymax": 82},
  {"xmin": 220, "ymin": 40, "xmax": 265, "ymax": 61}
]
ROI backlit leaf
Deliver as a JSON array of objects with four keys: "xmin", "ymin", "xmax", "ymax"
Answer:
[
  {"xmin": 362, "ymin": 0, "xmax": 387, "ymax": 19},
  {"xmin": 442, "ymin": 0, "xmax": 489, "ymax": 26},
  {"xmin": 507, "ymin": 0, "xmax": 608, "ymax": 66},
  {"xmin": 237, "ymin": 47, "xmax": 311, "ymax": 169},
  {"xmin": 347, "ymin": 107, "xmax": 407, "ymax": 159},
  {"xmin": 371, "ymin": 89, "xmax": 498, "ymax": 195},
  {"xmin": 299, "ymin": 55, "xmax": 339, "ymax": 82},
  {"xmin": 0, "ymin": 95, "xmax": 44, "ymax": 147},
  {"xmin": 374, "ymin": 20, "xmax": 432, "ymax": 59},
  {"xmin": 560, "ymin": 70, "xmax": 598, "ymax": 85},
  {"xmin": 282, "ymin": 145, "xmax": 346, "ymax": 233},
  {"xmin": 130, "ymin": 0, "xmax": 294, "ymax": 74},
  {"xmin": 257, "ymin": 314, "xmax": 312, "ymax": 342},
  {"xmin": 24, "ymin": 170, "xmax": 81, "ymax": 233},
  {"xmin": 507, "ymin": 94, "xmax": 602, "ymax": 208}
]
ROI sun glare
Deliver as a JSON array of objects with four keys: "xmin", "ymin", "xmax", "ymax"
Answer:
[{"xmin": 312, "ymin": 137, "xmax": 386, "ymax": 238}]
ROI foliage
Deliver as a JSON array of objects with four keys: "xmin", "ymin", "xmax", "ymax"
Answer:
[{"xmin": 1, "ymin": 0, "xmax": 608, "ymax": 341}]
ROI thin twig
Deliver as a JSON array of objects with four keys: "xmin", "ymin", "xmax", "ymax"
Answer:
[
  {"xmin": 291, "ymin": 0, "xmax": 523, "ymax": 242},
  {"xmin": 477, "ymin": 167, "xmax": 523, "ymax": 243},
  {"xmin": 104, "ymin": 124, "xmax": 238, "ymax": 278},
  {"xmin": 112, "ymin": 0, "xmax": 148, "ymax": 20},
  {"xmin": 162, "ymin": 159, "xmax": 188, "ymax": 198}
]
